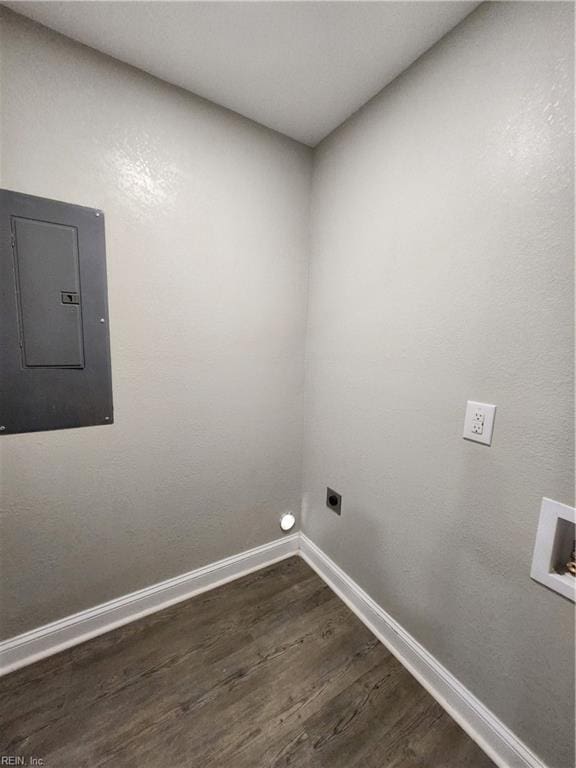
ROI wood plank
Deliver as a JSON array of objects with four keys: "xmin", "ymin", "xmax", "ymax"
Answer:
[{"xmin": 0, "ymin": 557, "xmax": 494, "ymax": 768}]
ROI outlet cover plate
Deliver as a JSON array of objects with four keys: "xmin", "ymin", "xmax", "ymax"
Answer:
[
  {"xmin": 463, "ymin": 400, "xmax": 496, "ymax": 445},
  {"xmin": 326, "ymin": 487, "xmax": 342, "ymax": 515}
]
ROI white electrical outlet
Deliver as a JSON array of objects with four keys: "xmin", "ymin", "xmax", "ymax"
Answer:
[{"xmin": 463, "ymin": 401, "xmax": 496, "ymax": 445}]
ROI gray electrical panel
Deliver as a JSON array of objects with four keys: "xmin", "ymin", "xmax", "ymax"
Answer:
[{"xmin": 0, "ymin": 189, "xmax": 113, "ymax": 434}]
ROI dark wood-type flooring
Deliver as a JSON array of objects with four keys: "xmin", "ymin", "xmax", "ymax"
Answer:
[{"xmin": 0, "ymin": 557, "xmax": 495, "ymax": 767}]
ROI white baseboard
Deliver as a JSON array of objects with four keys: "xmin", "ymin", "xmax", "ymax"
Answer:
[
  {"xmin": 0, "ymin": 533, "xmax": 299, "ymax": 676},
  {"xmin": 0, "ymin": 530, "xmax": 547, "ymax": 768},
  {"xmin": 299, "ymin": 533, "xmax": 546, "ymax": 768}
]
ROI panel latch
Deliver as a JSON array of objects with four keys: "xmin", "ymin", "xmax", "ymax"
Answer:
[{"xmin": 61, "ymin": 291, "xmax": 80, "ymax": 305}]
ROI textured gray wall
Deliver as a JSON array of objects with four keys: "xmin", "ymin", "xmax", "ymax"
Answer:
[
  {"xmin": 301, "ymin": 4, "xmax": 574, "ymax": 767},
  {"xmin": 1, "ymin": 3, "xmax": 574, "ymax": 765},
  {"xmin": 0, "ymin": 9, "xmax": 311, "ymax": 639}
]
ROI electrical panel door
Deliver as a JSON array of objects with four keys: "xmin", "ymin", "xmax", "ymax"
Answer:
[{"xmin": 0, "ymin": 189, "xmax": 113, "ymax": 434}]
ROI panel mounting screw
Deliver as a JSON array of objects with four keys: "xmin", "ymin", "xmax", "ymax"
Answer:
[
  {"xmin": 104, "ymin": 416, "xmax": 110, "ymax": 421},
  {"xmin": 0, "ymin": 426, "xmax": 5, "ymax": 431},
  {"xmin": 100, "ymin": 318, "xmax": 105, "ymax": 323},
  {"xmin": 95, "ymin": 211, "xmax": 101, "ymax": 217}
]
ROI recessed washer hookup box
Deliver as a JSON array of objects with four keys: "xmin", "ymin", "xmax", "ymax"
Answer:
[{"xmin": 0, "ymin": 189, "xmax": 113, "ymax": 435}]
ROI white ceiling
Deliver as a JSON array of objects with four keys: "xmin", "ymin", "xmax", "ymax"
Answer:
[{"xmin": 6, "ymin": 1, "xmax": 481, "ymax": 146}]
